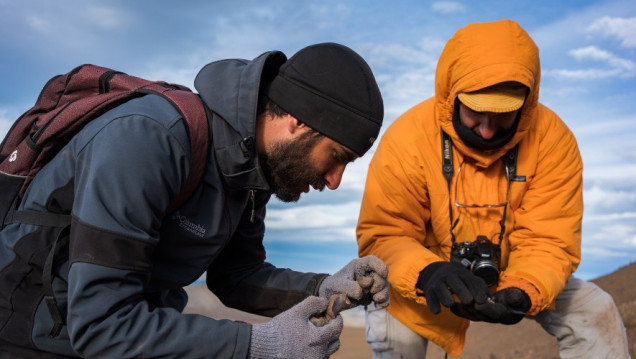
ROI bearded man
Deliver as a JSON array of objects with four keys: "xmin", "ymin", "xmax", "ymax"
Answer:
[{"xmin": 0, "ymin": 43, "xmax": 389, "ymax": 359}]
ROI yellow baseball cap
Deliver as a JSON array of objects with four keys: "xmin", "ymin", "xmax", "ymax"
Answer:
[{"xmin": 457, "ymin": 82, "xmax": 527, "ymax": 113}]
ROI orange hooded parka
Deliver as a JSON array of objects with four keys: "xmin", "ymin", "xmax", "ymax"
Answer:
[{"xmin": 357, "ymin": 19, "xmax": 583, "ymax": 356}]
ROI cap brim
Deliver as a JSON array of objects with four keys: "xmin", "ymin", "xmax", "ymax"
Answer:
[{"xmin": 458, "ymin": 88, "xmax": 526, "ymax": 113}]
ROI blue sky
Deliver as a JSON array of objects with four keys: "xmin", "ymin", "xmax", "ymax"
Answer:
[{"xmin": 1, "ymin": 0, "xmax": 635, "ymax": 281}]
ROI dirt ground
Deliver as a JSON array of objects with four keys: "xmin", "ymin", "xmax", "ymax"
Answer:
[
  {"xmin": 335, "ymin": 262, "xmax": 636, "ymax": 359},
  {"xmin": 185, "ymin": 262, "xmax": 635, "ymax": 358}
]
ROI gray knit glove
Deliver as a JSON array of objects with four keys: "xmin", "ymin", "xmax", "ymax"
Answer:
[
  {"xmin": 248, "ymin": 296, "xmax": 343, "ymax": 359},
  {"xmin": 318, "ymin": 255, "xmax": 389, "ymax": 308}
]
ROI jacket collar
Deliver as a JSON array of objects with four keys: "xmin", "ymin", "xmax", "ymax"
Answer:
[{"xmin": 195, "ymin": 51, "xmax": 287, "ymax": 191}]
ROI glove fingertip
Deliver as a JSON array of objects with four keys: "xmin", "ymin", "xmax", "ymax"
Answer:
[
  {"xmin": 425, "ymin": 287, "xmax": 447, "ymax": 314},
  {"xmin": 323, "ymin": 314, "xmax": 344, "ymax": 335},
  {"xmin": 506, "ymin": 288, "xmax": 523, "ymax": 303},
  {"xmin": 358, "ymin": 276, "xmax": 373, "ymax": 288},
  {"xmin": 348, "ymin": 285, "xmax": 364, "ymax": 300},
  {"xmin": 372, "ymin": 291, "xmax": 389, "ymax": 304},
  {"xmin": 302, "ymin": 296, "xmax": 329, "ymax": 316},
  {"xmin": 474, "ymin": 292, "xmax": 488, "ymax": 304},
  {"xmin": 367, "ymin": 254, "xmax": 387, "ymax": 267},
  {"xmin": 375, "ymin": 300, "xmax": 390, "ymax": 309}
]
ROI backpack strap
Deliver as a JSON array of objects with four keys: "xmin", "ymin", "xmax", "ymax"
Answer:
[
  {"xmin": 1, "ymin": 65, "xmax": 212, "ymax": 340},
  {"xmin": 4, "ymin": 210, "xmax": 71, "ymax": 228},
  {"xmin": 42, "ymin": 225, "xmax": 70, "ymax": 338},
  {"xmin": 136, "ymin": 85, "xmax": 210, "ymax": 213},
  {"xmin": 35, "ymin": 92, "xmax": 209, "ymax": 336}
]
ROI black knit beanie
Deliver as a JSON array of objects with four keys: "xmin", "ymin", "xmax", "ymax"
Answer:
[{"xmin": 265, "ymin": 43, "xmax": 384, "ymax": 156}]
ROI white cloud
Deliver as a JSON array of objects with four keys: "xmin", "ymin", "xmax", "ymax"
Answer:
[
  {"xmin": 0, "ymin": 108, "xmax": 17, "ymax": 138},
  {"xmin": 585, "ymin": 212, "xmax": 636, "ymax": 222},
  {"xmin": 572, "ymin": 116, "xmax": 636, "ymax": 139},
  {"xmin": 584, "ymin": 186, "xmax": 636, "ymax": 212},
  {"xmin": 85, "ymin": 6, "xmax": 131, "ymax": 30},
  {"xmin": 380, "ymin": 70, "xmax": 435, "ymax": 118},
  {"xmin": 542, "ymin": 68, "xmax": 622, "ymax": 80},
  {"xmin": 582, "ymin": 246, "xmax": 635, "ymax": 257},
  {"xmin": 340, "ymin": 155, "xmax": 373, "ymax": 192},
  {"xmin": 578, "ymin": 171, "xmax": 636, "ymax": 269},
  {"xmin": 581, "ymin": 212, "xmax": 636, "ymax": 271},
  {"xmin": 587, "ymin": 16, "xmax": 636, "ymax": 48},
  {"xmin": 25, "ymin": 14, "xmax": 51, "ymax": 34},
  {"xmin": 363, "ymin": 41, "xmax": 442, "ymax": 67},
  {"xmin": 265, "ymin": 202, "xmax": 362, "ymax": 242},
  {"xmin": 571, "ymin": 46, "xmax": 612, "ymax": 62},
  {"xmin": 266, "ymin": 202, "xmax": 360, "ymax": 230},
  {"xmin": 531, "ymin": 5, "xmax": 636, "ymax": 83},
  {"xmin": 530, "ymin": 1, "xmax": 636, "ymax": 52},
  {"xmin": 7, "ymin": 2, "xmax": 135, "ymax": 60},
  {"xmin": 585, "ymin": 222, "xmax": 636, "ymax": 249},
  {"xmin": 569, "ymin": 46, "xmax": 635, "ymax": 73},
  {"xmin": 361, "ymin": 39, "xmax": 442, "ymax": 118},
  {"xmin": 140, "ymin": 65, "xmax": 200, "ymax": 92},
  {"xmin": 431, "ymin": 1, "xmax": 466, "ymax": 14},
  {"xmin": 544, "ymin": 45, "xmax": 635, "ymax": 79},
  {"xmin": 584, "ymin": 164, "xmax": 636, "ymax": 181},
  {"xmin": 540, "ymin": 86, "xmax": 588, "ymax": 98},
  {"xmin": 23, "ymin": 4, "xmax": 131, "ymax": 34}
]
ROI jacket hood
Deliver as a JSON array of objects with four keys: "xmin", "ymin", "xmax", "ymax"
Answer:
[
  {"xmin": 194, "ymin": 51, "xmax": 287, "ymax": 191},
  {"xmin": 435, "ymin": 19, "xmax": 541, "ymax": 166}
]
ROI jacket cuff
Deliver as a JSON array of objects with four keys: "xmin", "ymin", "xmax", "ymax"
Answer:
[
  {"xmin": 497, "ymin": 275, "xmax": 544, "ymax": 315},
  {"xmin": 310, "ymin": 273, "xmax": 330, "ymax": 296}
]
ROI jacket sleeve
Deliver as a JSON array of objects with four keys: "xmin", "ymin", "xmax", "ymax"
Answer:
[
  {"xmin": 66, "ymin": 104, "xmax": 250, "ymax": 359},
  {"xmin": 206, "ymin": 190, "xmax": 326, "ymax": 317},
  {"xmin": 357, "ymin": 115, "xmax": 443, "ymax": 302},
  {"xmin": 499, "ymin": 108, "xmax": 583, "ymax": 315}
]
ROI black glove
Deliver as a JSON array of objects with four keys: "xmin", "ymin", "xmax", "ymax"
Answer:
[
  {"xmin": 450, "ymin": 287, "xmax": 531, "ymax": 325},
  {"xmin": 416, "ymin": 261, "xmax": 491, "ymax": 314}
]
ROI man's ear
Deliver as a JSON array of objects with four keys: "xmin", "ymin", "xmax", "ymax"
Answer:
[{"xmin": 286, "ymin": 115, "xmax": 307, "ymax": 134}]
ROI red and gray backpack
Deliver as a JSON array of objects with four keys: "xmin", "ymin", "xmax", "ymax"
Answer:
[{"xmin": 0, "ymin": 64, "xmax": 210, "ymax": 348}]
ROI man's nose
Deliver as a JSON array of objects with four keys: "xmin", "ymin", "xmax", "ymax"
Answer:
[
  {"xmin": 478, "ymin": 116, "xmax": 498, "ymax": 140},
  {"xmin": 324, "ymin": 164, "xmax": 346, "ymax": 190}
]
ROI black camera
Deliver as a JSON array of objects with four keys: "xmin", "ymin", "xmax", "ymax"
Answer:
[{"xmin": 450, "ymin": 235, "xmax": 501, "ymax": 286}]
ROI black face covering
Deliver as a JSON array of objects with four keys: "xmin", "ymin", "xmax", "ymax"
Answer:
[{"xmin": 452, "ymin": 101, "xmax": 521, "ymax": 150}]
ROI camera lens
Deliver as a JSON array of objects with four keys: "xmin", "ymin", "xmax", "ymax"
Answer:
[{"xmin": 472, "ymin": 260, "xmax": 499, "ymax": 286}]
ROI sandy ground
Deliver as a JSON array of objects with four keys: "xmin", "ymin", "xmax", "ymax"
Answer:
[
  {"xmin": 183, "ymin": 285, "xmax": 552, "ymax": 358},
  {"xmin": 183, "ymin": 285, "xmax": 372, "ymax": 358},
  {"xmin": 185, "ymin": 262, "xmax": 635, "ymax": 358}
]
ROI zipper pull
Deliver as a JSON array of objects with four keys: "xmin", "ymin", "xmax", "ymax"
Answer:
[{"xmin": 249, "ymin": 190, "xmax": 256, "ymax": 223}]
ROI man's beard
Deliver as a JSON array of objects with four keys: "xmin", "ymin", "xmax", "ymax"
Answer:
[{"xmin": 258, "ymin": 131, "xmax": 327, "ymax": 202}]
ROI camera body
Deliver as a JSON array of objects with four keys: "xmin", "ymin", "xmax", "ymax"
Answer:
[{"xmin": 451, "ymin": 235, "xmax": 501, "ymax": 286}]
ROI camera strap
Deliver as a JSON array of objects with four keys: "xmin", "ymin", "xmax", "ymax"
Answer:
[
  {"xmin": 440, "ymin": 130, "xmax": 518, "ymax": 245},
  {"xmin": 441, "ymin": 131, "xmax": 457, "ymax": 243}
]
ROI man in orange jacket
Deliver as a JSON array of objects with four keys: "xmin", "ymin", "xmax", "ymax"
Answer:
[{"xmin": 357, "ymin": 20, "xmax": 630, "ymax": 358}]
